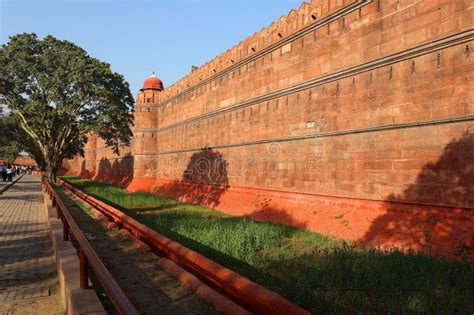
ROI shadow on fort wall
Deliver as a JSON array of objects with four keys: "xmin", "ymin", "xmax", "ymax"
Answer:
[
  {"xmin": 150, "ymin": 147, "xmax": 308, "ymax": 230},
  {"xmin": 248, "ymin": 206, "xmax": 308, "ymax": 230},
  {"xmin": 79, "ymin": 160, "xmax": 93, "ymax": 179},
  {"xmin": 154, "ymin": 148, "xmax": 229, "ymax": 207},
  {"xmin": 151, "ymin": 136, "xmax": 474, "ymax": 260},
  {"xmin": 153, "ymin": 148, "xmax": 307, "ymax": 230},
  {"xmin": 94, "ymin": 153, "xmax": 134, "ymax": 187},
  {"xmin": 78, "ymin": 153, "xmax": 134, "ymax": 187},
  {"xmin": 359, "ymin": 132, "xmax": 474, "ymax": 260}
]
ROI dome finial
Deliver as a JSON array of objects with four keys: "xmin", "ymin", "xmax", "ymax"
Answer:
[{"xmin": 141, "ymin": 72, "xmax": 164, "ymax": 91}]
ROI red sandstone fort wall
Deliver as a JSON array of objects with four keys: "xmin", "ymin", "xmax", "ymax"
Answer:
[{"xmin": 67, "ymin": 0, "xmax": 474, "ymax": 260}]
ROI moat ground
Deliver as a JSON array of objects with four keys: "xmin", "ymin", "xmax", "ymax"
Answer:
[{"xmin": 62, "ymin": 175, "xmax": 474, "ymax": 313}]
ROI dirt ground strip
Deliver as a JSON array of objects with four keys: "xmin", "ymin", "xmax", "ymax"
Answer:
[{"xmin": 55, "ymin": 187, "xmax": 219, "ymax": 315}]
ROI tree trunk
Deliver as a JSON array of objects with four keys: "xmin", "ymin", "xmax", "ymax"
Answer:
[
  {"xmin": 47, "ymin": 165, "xmax": 57, "ymax": 183},
  {"xmin": 46, "ymin": 154, "xmax": 62, "ymax": 184}
]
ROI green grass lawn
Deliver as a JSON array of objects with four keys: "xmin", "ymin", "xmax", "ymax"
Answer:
[{"xmin": 61, "ymin": 175, "xmax": 474, "ymax": 313}]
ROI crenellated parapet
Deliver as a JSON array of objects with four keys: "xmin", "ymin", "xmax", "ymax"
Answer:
[{"xmin": 161, "ymin": 0, "xmax": 357, "ymax": 101}]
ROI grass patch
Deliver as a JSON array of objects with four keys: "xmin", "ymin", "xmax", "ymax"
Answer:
[
  {"xmin": 73, "ymin": 197, "xmax": 93, "ymax": 214},
  {"xmin": 61, "ymin": 175, "xmax": 474, "ymax": 313}
]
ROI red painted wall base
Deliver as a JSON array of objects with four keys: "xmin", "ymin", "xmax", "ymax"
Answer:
[{"xmin": 127, "ymin": 178, "xmax": 474, "ymax": 262}]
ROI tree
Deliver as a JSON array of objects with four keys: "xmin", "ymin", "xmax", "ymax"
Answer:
[{"xmin": 0, "ymin": 33, "xmax": 134, "ymax": 181}]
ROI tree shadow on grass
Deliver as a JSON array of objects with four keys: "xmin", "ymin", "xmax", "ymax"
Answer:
[
  {"xmin": 359, "ymin": 132, "xmax": 474, "ymax": 260},
  {"xmin": 254, "ymin": 242, "xmax": 474, "ymax": 313},
  {"xmin": 154, "ymin": 148, "xmax": 229, "ymax": 208},
  {"xmin": 246, "ymin": 208, "xmax": 474, "ymax": 313},
  {"xmin": 138, "ymin": 205, "xmax": 474, "ymax": 313}
]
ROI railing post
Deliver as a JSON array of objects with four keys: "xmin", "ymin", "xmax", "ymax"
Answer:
[
  {"xmin": 79, "ymin": 247, "xmax": 89, "ymax": 289},
  {"xmin": 63, "ymin": 219, "xmax": 69, "ymax": 241},
  {"xmin": 55, "ymin": 204, "xmax": 60, "ymax": 220}
]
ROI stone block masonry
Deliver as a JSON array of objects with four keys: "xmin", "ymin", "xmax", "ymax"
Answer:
[{"xmin": 63, "ymin": 0, "xmax": 474, "ymax": 260}]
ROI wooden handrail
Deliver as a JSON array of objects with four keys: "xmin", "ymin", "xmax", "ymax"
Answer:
[{"xmin": 43, "ymin": 178, "xmax": 139, "ymax": 315}]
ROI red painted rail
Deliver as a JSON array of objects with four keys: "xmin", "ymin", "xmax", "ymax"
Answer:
[
  {"xmin": 43, "ymin": 178, "xmax": 139, "ymax": 315},
  {"xmin": 60, "ymin": 179, "xmax": 311, "ymax": 315}
]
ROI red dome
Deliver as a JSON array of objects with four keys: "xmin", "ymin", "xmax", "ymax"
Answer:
[{"xmin": 141, "ymin": 73, "xmax": 164, "ymax": 91}]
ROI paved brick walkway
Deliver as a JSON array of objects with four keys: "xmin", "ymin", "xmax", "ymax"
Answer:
[
  {"xmin": 0, "ymin": 175, "xmax": 64, "ymax": 314},
  {"xmin": 0, "ymin": 180, "xmax": 7, "ymax": 189},
  {"xmin": 0, "ymin": 176, "xmax": 18, "ymax": 192}
]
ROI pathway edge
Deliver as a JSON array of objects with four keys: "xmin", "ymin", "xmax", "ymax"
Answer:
[{"xmin": 42, "ymin": 189, "xmax": 106, "ymax": 315}]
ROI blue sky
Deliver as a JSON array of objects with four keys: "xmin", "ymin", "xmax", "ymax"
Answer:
[{"xmin": 1, "ymin": 0, "xmax": 301, "ymax": 95}]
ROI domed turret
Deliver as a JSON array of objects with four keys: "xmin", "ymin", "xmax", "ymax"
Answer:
[{"xmin": 140, "ymin": 73, "xmax": 164, "ymax": 91}]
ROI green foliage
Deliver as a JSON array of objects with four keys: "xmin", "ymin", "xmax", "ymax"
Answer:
[
  {"xmin": 0, "ymin": 113, "xmax": 21, "ymax": 163},
  {"xmin": 0, "ymin": 112, "xmax": 44, "ymax": 166},
  {"xmin": 0, "ymin": 113, "xmax": 11, "ymax": 148},
  {"xmin": 0, "ymin": 33, "xmax": 134, "ymax": 178},
  {"xmin": 0, "ymin": 143, "xmax": 20, "ymax": 163},
  {"xmin": 63, "ymin": 175, "xmax": 474, "ymax": 313}
]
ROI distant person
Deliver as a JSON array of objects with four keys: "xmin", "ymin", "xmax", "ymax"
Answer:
[
  {"xmin": 6, "ymin": 165, "xmax": 13, "ymax": 182},
  {"xmin": 1, "ymin": 165, "xmax": 6, "ymax": 182}
]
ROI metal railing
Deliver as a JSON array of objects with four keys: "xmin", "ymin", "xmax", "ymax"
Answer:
[
  {"xmin": 60, "ymin": 179, "xmax": 311, "ymax": 315},
  {"xmin": 43, "ymin": 178, "xmax": 139, "ymax": 315}
]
